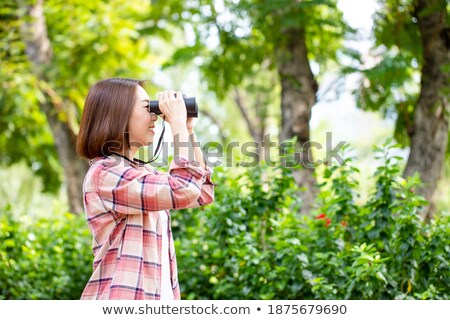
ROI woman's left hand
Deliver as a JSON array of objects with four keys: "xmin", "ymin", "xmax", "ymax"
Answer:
[{"xmin": 186, "ymin": 118, "xmax": 195, "ymax": 132}]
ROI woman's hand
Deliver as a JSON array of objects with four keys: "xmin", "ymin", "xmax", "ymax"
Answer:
[
  {"xmin": 158, "ymin": 90, "xmax": 187, "ymax": 125},
  {"xmin": 158, "ymin": 91, "xmax": 191, "ymax": 160}
]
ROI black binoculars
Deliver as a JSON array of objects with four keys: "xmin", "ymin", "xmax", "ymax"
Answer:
[{"xmin": 149, "ymin": 96, "xmax": 198, "ymax": 118}]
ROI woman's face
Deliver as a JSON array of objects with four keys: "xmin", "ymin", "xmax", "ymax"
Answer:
[{"xmin": 128, "ymin": 85, "xmax": 158, "ymax": 150}]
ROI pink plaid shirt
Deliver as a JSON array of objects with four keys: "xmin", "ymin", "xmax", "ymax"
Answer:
[{"xmin": 80, "ymin": 154, "xmax": 214, "ymax": 300}]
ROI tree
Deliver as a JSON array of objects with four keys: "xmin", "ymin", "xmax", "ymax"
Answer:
[
  {"xmin": 1, "ymin": 0, "xmax": 63, "ymax": 196},
  {"xmin": 146, "ymin": 0, "xmax": 350, "ymax": 213},
  {"xmin": 1, "ymin": 0, "xmax": 154, "ymax": 213},
  {"xmin": 404, "ymin": 0, "xmax": 450, "ymax": 220},
  {"xmin": 16, "ymin": 0, "xmax": 88, "ymax": 214},
  {"xmin": 355, "ymin": 0, "xmax": 450, "ymax": 220}
]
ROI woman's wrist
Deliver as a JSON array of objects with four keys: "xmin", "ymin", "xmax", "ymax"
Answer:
[{"xmin": 168, "ymin": 120, "xmax": 187, "ymax": 128}]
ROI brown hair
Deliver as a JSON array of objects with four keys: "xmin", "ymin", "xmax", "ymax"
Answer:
[{"xmin": 76, "ymin": 78, "xmax": 146, "ymax": 159}]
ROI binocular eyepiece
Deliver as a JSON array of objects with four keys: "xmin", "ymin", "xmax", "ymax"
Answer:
[{"xmin": 149, "ymin": 96, "xmax": 198, "ymax": 118}]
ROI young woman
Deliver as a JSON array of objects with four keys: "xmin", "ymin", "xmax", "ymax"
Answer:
[{"xmin": 76, "ymin": 78, "xmax": 214, "ymax": 300}]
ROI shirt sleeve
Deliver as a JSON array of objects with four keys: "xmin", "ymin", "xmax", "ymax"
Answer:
[
  {"xmin": 96, "ymin": 157, "xmax": 207, "ymax": 214},
  {"xmin": 183, "ymin": 166, "xmax": 214, "ymax": 209}
]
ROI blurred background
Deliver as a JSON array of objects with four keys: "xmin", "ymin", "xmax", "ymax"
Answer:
[{"xmin": 0, "ymin": 0, "xmax": 449, "ymax": 299}]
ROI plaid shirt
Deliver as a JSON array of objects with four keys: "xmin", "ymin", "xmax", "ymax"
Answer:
[{"xmin": 80, "ymin": 154, "xmax": 214, "ymax": 300}]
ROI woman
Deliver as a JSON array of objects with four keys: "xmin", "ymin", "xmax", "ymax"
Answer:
[{"xmin": 76, "ymin": 78, "xmax": 214, "ymax": 300}]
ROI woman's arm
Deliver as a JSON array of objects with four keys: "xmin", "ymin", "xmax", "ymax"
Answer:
[
  {"xmin": 182, "ymin": 120, "xmax": 214, "ymax": 208},
  {"xmin": 188, "ymin": 129, "xmax": 206, "ymax": 169},
  {"xmin": 93, "ymin": 157, "xmax": 207, "ymax": 215},
  {"xmin": 184, "ymin": 170, "xmax": 214, "ymax": 208}
]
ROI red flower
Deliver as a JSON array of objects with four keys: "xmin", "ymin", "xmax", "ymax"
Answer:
[
  {"xmin": 316, "ymin": 213, "xmax": 326, "ymax": 219},
  {"xmin": 316, "ymin": 213, "xmax": 331, "ymax": 227},
  {"xmin": 340, "ymin": 220, "xmax": 348, "ymax": 227}
]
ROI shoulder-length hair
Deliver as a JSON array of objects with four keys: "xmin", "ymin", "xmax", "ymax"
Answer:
[{"xmin": 76, "ymin": 78, "xmax": 146, "ymax": 159}]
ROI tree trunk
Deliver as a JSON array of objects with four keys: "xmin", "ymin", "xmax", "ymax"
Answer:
[
  {"xmin": 18, "ymin": 0, "xmax": 87, "ymax": 214},
  {"xmin": 275, "ymin": 28, "xmax": 319, "ymax": 215},
  {"xmin": 404, "ymin": 0, "xmax": 450, "ymax": 221}
]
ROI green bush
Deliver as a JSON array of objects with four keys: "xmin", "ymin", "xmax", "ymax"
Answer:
[
  {"xmin": 1, "ymin": 141, "xmax": 448, "ymax": 299},
  {"xmin": 173, "ymin": 141, "xmax": 450, "ymax": 299},
  {"xmin": 0, "ymin": 209, "xmax": 92, "ymax": 299}
]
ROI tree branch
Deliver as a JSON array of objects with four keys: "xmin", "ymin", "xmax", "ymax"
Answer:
[{"xmin": 233, "ymin": 87, "xmax": 259, "ymax": 141}]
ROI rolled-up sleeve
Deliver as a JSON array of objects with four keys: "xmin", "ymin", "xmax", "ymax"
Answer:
[
  {"xmin": 97, "ymin": 157, "xmax": 209, "ymax": 214},
  {"xmin": 184, "ymin": 166, "xmax": 214, "ymax": 209}
]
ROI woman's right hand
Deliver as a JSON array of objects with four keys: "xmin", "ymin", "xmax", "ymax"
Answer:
[{"xmin": 158, "ymin": 90, "xmax": 187, "ymax": 125}]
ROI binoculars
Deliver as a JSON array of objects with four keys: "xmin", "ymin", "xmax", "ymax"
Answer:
[{"xmin": 149, "ymin": 96, "xmax": 198, "ymax": 118}]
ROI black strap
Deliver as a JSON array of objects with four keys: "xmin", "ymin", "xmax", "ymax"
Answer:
[
  {"xmin": 144, "ymin": 116, "xmax": 165, "ymax": 164},
  {"xmin": 110, "ymin": 152, "xmax": 136, "ymax": 164}
]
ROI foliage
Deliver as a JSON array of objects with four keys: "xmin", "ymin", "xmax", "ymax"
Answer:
[
  {"xmin": 0, "ymin": 0, "xmax": 62, "ymax": 192},
  {"xmin": 1, "ymin": 142, "xmax": 449, "ymax": 299},
  {"xmin": 146, "ymin": 0, "xmax": 352, "ymax": 147},
  {"xmin": 0, "ymin": 0, "xmax": 154, "ymax": 192},
  {"xmin": 150, "ymin": 0, "xmax": 350, "ymax": 92},
  {"xmin": 353, "ymin": 0, "xmax": 449, "ymax": 149},
  {"xmin": 353, "ymin": 0, "xmax": 422, "ymax": 147},
  {"xmin": 0, "ymin": 208, "xmax": 92, "ymax": 299},
  {"xmin": 173, "ymin": 141, "xmax": 450, "ymax": 299}
]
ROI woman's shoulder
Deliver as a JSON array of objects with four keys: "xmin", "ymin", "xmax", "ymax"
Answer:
[
  {"xmin": 84, "ymin": 155, "xmax": 137, "ymax": 192},
  {"xmin": 85, "ymin": 155, "xmax": 130, "ymax": 180},
  {"xmin": 90, "ymin": 154, "xmax": 136, "ymax": 169},
  {"xmin": 90, "ymin": 154, "xmax": 162, "ymax": 178}
]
